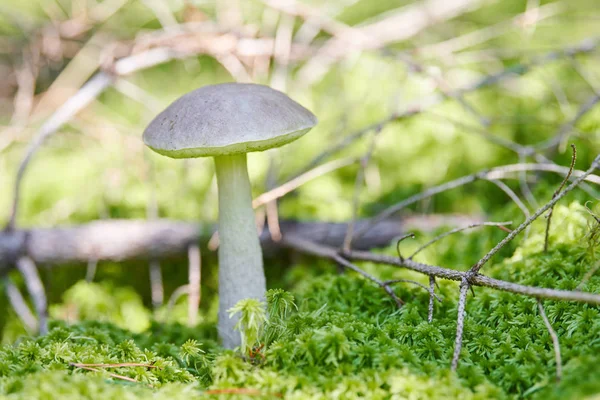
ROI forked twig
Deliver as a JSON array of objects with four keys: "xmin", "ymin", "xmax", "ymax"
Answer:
[
  {"xmin": 470, "ymin": 155, "xmax": 600, "ymax": 276},
  {"xmin": 283, "ymin": 232, "xmax": 600, "ymax": 304}
]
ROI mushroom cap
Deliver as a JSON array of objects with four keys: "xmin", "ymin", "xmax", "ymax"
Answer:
[{"xmin": 143, "ymin": 83, "xmax": 317, "ymax": 158}]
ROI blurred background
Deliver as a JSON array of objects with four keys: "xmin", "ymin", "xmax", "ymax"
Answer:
[{"xmin": 0, "ymin": 0, "xmax": 599, "ymax": 341}]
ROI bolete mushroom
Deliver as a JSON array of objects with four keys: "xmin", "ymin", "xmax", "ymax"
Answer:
[{"xmin": 142, "ymin": 83, "xmax": 317, "ymax": 348}]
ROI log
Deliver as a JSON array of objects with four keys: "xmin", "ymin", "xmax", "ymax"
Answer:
[{"xmin": 0, "ymin": 215, "xmax": 480, "ymax": 270}]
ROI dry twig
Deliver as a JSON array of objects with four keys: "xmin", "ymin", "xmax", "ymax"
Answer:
[
  {"xmin": 451, "ymin": 278, "xmax": 469, "ymax": 371},
  {"xmin": 544, "ymin": 145, "xmax": 576, "ymax": 252},
  {"xmin": 187, "ymin": 243, "xmax": 201, "ymax": 326},
  {"xmin": 16, "ymin": 257, "xmax": 48, "ymax": 335},
  {"xmin": 537, "ymin": 300, "xmax": 562, "ymax": 382},
  {"xmin": 471, "ymin": 155, "xmax": 600, "ymax": 276},
  {"xmin": 4, "ymin": 278, "xmax": 37, "ymax": 333},
  {"xmin": 408, "ymin": 221, "xmax": 513, "ymax": 259}
]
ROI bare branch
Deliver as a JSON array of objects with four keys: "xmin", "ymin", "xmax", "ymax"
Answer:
[
  {"xmin": 537, "ymin": 94, "xmax": 600, "ymax": 152},
  {"xmin": 428, "ymin": 276, "xmax": 436, "ymax": 323},
  {"xmin": 343, "ymin": 128, "xmax": 381, "ymax": 251},
  {"xmin": 284, "ymin": 236, "xmax": 600, "ymax": 305},
  {"xmin": 85, "ymin": 259, "xmax": 98, "ymax": 282},
  {"xmin": 383, "ymin": 278, "xmax": 443, "ymax": 302},
  {"xmin": 166, "ymin": 284, "xmax": 190, "ymax": 313},
  {"xmin": 355, "ymin": 162, "xmax": 600, "ymax": 240},
  {"xmin": 408, "ymin": 221, "xmax": 512, "ymax": 259},
  {"xmin": 253, "ymin": 157, "xmax": 357, "ymax": 208},
  {"xmin": 544, "ymin": 145, "xmax": 576, "ymax": 252},
  {"xmin": 187, "ymin": 243, "xmax": 201, "ymax": 326},
  {"xmin": 4, "ymin": 278, "xmax": 37, "ymax": 333},
  {"xmin": 16, "ymin": 257, "xmax": 48, "ymax": 335},
  {"xmin": 537, "ymin": 300, "xmax": 562, "ymax": 382},
  {"xmin": 0, "ymin": 218, "xmax": 416, "ymax": 269},
  {"xmin": 396, "ymin": 233, "xmax": 416, "ymax": 261},
  {"xmin": 295, "ymin": 38, "xmax": 600, "ymax": 173},
  {"xmin": 149, "ymin": 260, "xmax": 164, "ymax": 309},
  {"xmin": 7, "ymin": 72, "xmax": 113, "ymax": 230},
  {"xmin": 451, "ymin": 278, "xmax": 469, "ymax": 371},
  {"xmin": 331, "ymin": 251, "xmax": 404, "ymax": 308},
  {"xmin": 577, "ymin": 259, "xmax": 600, "ymax": 291},
  {"xmin": 486, "ymin": 179, "xmax": 531, "ymax": 221},
  {"xmin": 471, "ymin": 156, "xmax": 600, "ymax": 275}
]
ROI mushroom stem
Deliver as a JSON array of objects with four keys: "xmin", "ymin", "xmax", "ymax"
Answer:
[{"xmin": 214, "ymin": 153, "xmax": 266, "ymax": 349}]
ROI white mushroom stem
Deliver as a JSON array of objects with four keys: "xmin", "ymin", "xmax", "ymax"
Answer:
[{"xmin": 214, "ymin": 153, "xmax": 267, "ymax": 349}]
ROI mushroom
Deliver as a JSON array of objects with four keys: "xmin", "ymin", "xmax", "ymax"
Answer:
[{"xmin": 142, "ymin": 83, "xmax": 317, "ymax": 348}]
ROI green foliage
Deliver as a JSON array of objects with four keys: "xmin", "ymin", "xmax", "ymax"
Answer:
[{"xmin": 228, "ymin": 299, "xmax": 267, "ymax": 357}]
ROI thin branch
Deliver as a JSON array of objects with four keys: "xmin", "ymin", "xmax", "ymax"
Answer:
[
  {"xmin": 537, "ymin": 94, "xmax": 600, "ymax": 152},
  {"xmin": 428, "ymin": 276, "xmax": 436, "ymax": 323},
  {"xmin": 518, "ymin": 151, "xmax": 538, "ymax": 207},
  {"xmin": 147, "ymin": 159, "xmax": 164, "ymax": 309},
  {"xmin": 383, "ymin": 278, "xmax": 443, "ymax": 302},
  {"xmin": 537, "ymin": 300, "xmax": 562, "ymax": 382},
  {"xmin": 252, "ymin": 157, "xmax": 357, "ymax": 208},
  {"xmin": 576, "ymin": 260, "xmax": 600, "ymax": 291},
  {"xmin": 7, "ymin": 72, "xmax": 113, "ymax": 230},
  {"xmin": 187, "ymin": 243, "xmax": 201, "ymax": 326},
  {"xmin": 408, "ymin": 221, "xmax": 512, "ymax": 259},
  {"xmin": 396, "ymin": 233, "xmax": 416, "ymax": 261},
  {"xmin": 471, "ymin": 155, "xmax": 600, "ymax": 275},
  {"xmin": 16, "ymin": 257, "xmax": 48, "ymax": 335},
  {"xmin": 293, "ymin": 38, "xmax": 600, "ymax": 174},
  {"xmin": 451, "ymin": 278, "xmax": 469, "ymax": 371},
  {"xmin": 166, "ymin": 284, "xmax": 190, "ymax": 313},
  {"xmin": 283, "ymin": 235, "xmax": 600, "ymax": 305},
  {"xmin": 85, "ymin": 259, "xmax": 98, "ymax": 282},
  {"xmin": 71, "ymin": 364, "xmax": 150, "ymax": 387},
  {"xmin": 4, "ymin": 278, "xmax": 37, "ymax": 333},
  {"xmin": 343, "ymin": 128, "xmax": 380, "ymax": 251},
  {"xmin": 486, "ymin": 179, "xmax": 531, "ymax": 221},
  {"xmin": 544, "ymin": 145, "xmax": 576, "ymax": 252},
  {"xmin": 331, "ymin": 252, "xmax": 404, "ymax": 308},
  {"xmin": 264, "ymin": 154, "xmax": 282, "ymax": 242},
  {"xmin": 70, "ymin": 363, "xmax": 158, "ymax": 369},
  {"xmin": 149, "ymin": 260, "xmax": 164, "ymax": 309},
  {"xmin": 355, "ymin": 162, "xmax": 600, "ymax": 241}
]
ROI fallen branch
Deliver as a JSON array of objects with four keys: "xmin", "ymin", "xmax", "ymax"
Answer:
[
  {"xmin": 0, "ymin": 218, "xmax": 420, "ymax": 270},
  {"xmin": 282, "ymin": 235, "xmax": 600, "ymax": 305}
]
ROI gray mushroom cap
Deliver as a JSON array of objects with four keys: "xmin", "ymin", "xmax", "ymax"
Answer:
[{"xmin": 143, "ymin": 83, "xmax": 317, "ymax": 158}]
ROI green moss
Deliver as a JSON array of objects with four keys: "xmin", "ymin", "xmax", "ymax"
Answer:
[{"xmin": 0, "ymin": 202, "xmax": 599, "ymax": 398}]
